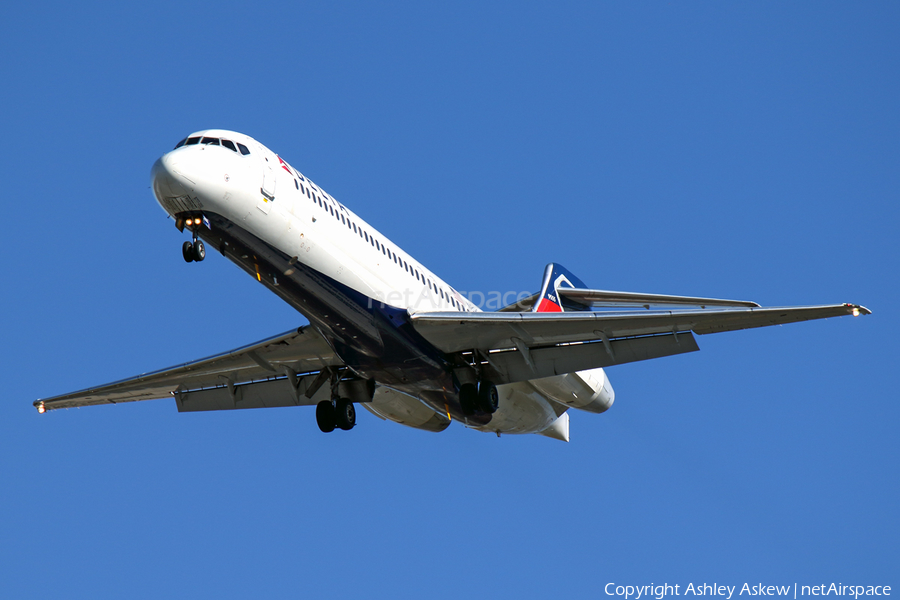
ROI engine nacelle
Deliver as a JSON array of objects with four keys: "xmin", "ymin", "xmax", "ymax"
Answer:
[
  {"xmin": 528, "ymin": 367, "xmax": 615, "ymax": 414},
  {"xmin": 360, "ymin": 386, "xmax": 451, "ymax": 432}
]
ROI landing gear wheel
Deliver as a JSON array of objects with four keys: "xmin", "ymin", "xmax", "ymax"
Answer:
[
  {"xmin": 334, "ymin": 398, "xmax": 356, "ymax": 431},
  {"xmin": 478, "ymin": 381, "xmax": 499, "ymax": 414},
  {"xmin": 182, "ymin": 241, "xmax": 194, "ymax": 263},
  {"xmin": 192, "ymin": 239, "xmax": 206, "ymax": 262},
  {"xmin": 459, "ymin": 383, "xmax": 478, "ymax": 415},
  {"xmin": 316, "ymin": 400, "xmax": 335, "ymax": 433}
]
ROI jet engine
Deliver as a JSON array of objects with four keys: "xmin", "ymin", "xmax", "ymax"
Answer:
[
  {"xmin": 360, "ymin": 386, "xmax": 451, "ymax": 432},
  {"xmin": 528, "ymin": 367, "xmax": 615, "ymax": 414}
]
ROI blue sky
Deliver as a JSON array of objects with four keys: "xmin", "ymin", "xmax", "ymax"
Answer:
[{"xmin": 1, "ymin": 2, "xmax": 896, "ymax": 598}]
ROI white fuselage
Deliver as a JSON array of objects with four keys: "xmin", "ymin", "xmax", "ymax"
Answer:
[
  {"xmin": 154, "ymin": 130, "xmax": 474, "ymax": 315},
  {"xmin": 151, "ymin": 129, "xmax": 614, "ymax": 441}
]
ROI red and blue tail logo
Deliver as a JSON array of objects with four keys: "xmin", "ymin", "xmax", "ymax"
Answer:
[{"xmin": 533, "ymin": 263, "xmax": 589, "ymax": 313}]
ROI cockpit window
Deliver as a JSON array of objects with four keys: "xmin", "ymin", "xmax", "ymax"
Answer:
[
  {"xmin": 221, "ymin": 139, "xmax": 237, "ymax": 152},
  {"xmin": 237, "ymin": 143, "xmax": 251, "ymax": 155},
  {"xmin": 174, "ymin": 138, "xmax": 187, "ymax": 149},
  {"xmin": 185, "ymin": 137, "xmax": 201, "ymax": 145},
  {"xmin": 201, "ymin": 137, "xmax": 220, "ymax": 145}
]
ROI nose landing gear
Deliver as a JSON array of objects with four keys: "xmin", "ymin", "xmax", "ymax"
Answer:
[
  {"xmin": 178, "ymin": 215, "xmax": 206, "ymax": 263},
  {"xmin": 182, "ymin": 238, "xmax": 206, "ymax": 262}
]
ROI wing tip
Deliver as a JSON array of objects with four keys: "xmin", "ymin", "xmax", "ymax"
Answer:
[{"xmin": 846, "ymin": 303, "xmax": 872, "ymax": 316}]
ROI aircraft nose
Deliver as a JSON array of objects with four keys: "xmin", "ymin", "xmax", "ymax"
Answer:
[{"xmin": 151, "ymin": 152, "xmax": 190, "ymax": 202}]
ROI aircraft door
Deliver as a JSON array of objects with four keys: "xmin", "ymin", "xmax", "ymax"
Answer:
[{"xmin": 258, "ymin": 145, "xmax": 276, "ymax": 201}]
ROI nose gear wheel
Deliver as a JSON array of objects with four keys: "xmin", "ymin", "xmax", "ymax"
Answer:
[{"xmin": 182, "ymin": 239, "xmax": 205, "ymax": 263}]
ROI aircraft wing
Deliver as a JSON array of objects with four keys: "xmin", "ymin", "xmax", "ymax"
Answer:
[
  {"xmin": 35, "ymin": 326, "xmax": 344, "ymax": 413},
  {"xmin": 410, "ymin": 303, "xmax": 870, "ymax": 384}
]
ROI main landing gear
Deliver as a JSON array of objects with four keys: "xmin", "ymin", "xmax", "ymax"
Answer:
[
  {"xmin": 313, "ymin": 369, "xmax": 360, "ymax": 433},
  {"xmin": 316, "ymin": 398, "xmax": 356, "ymax": 433},
  {"xmin": 459, "ymin": 380, "xmax": 499, "ymax": 416}
]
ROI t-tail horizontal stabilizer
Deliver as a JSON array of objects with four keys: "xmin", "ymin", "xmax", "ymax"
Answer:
[{"xmin": 531, "ymin": 262, "xmax": 762, "ymax": 312}]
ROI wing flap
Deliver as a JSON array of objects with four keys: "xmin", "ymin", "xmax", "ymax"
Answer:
[
  {"xmin": 485, "ymin": 333, "xmax": 700, "ymax": 383},
  {"xmin": 175, "ymin": 376, "xmax": 331, "ymax": 412}
]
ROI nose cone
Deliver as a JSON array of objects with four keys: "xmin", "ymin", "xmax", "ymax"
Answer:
[{"xmin": 151, "ymin": 152, "xmax": 191, "ymax": 214}]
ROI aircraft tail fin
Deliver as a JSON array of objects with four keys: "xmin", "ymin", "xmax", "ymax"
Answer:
[{"xmin": 533, "ymin": 263, "xmax": 590, "ymax": 313}]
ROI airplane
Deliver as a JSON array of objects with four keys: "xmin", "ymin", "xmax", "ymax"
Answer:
[{"xmin": 33, "ymin": 129, "xmax": 870, "ymax": 442}]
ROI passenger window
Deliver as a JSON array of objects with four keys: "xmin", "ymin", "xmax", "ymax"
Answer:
[
  {"xmin": 222, "ymin": 139, "xmax": 237, "ymax": 152},
  {"xmin": 174, "ymin": 138, "xmax": 187, "ymax": 149},
  {"xmin": 201, "ymin": 137, "xmax": 220, "ymax": 145},
  {"xmin": 294, "ymin": 180, "xmax": 299, "ymax": 190},
  {"xmin": 237, "ymin": 143, "xmax": 251, "ymax": 155},
  {"xmin": 186, "ymin": 137, "xmax": 201, "ymax": 145}
]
